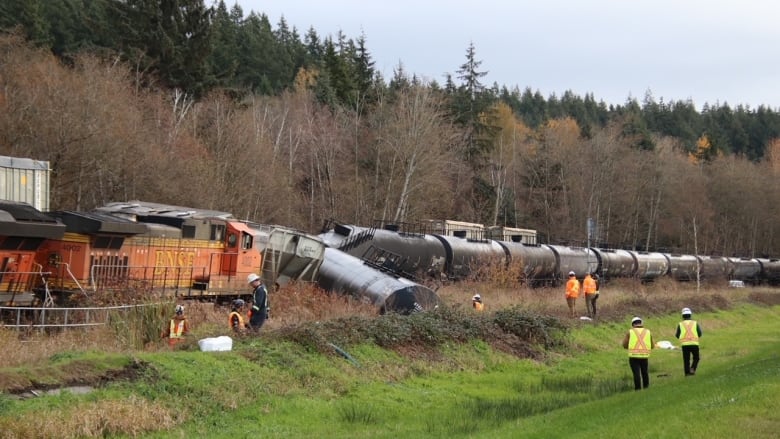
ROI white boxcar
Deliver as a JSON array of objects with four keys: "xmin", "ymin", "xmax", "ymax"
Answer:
[{"xmin": 0, "ymin": 155, "xmax": 51, "ymax": 211}]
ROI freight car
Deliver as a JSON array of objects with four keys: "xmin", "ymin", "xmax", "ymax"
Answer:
[
  {"xmin": 316, "ymin": 247, "xmax": 441, "ymax": 314},
  {"xmin": 319, "ymin": 220, "xmax": 780, "ymax": 288}
]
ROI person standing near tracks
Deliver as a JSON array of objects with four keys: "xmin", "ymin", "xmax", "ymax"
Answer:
[
  {"xmin": 676, "ymin": 307, "xmax": 702, "ymax": 376},
  {"xmin": 472, "ymin": 293, "xmax": 484, "ymax": 312},
  {"xmin": 622, "ymin": 316, "xmax": 655, "ymax": 390},
  {"xmin": 247, "ymin": 273, "xmax": 269, "ymax": 331},
  {"xmin": 229, "ymin": 299, "xmax": 249, "ymax": 333},
  {"xmin": 565, "ymin": 271, "xmax": 580, "ymax": 318},
  {"xmin": 162, "ymin": 304, "xmax": 189, "ymax": 349},
  {"xmin": 582, "ymin": 273, "xmax": 599, "ymax": 318}
]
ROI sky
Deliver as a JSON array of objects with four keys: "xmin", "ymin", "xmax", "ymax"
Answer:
[{"xmin": 230, "ymin": 0, "xmax": 780, "ymax": 110}]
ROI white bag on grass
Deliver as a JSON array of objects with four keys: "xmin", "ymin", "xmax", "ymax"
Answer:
[{"xmin": 198, "ymin": 336, "xmax": 233, "ymax": 352}]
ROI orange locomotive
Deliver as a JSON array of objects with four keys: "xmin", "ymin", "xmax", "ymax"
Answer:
[
  {"xmin": 34, "ymin": 201, "xmax": 264, "ymax": 305},
  {"xmin": 0, "ymin": 201, "xmax": 66, "ymax": 306}
]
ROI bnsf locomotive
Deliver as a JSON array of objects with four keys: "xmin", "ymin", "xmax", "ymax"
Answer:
[{"xmin": 0, "ymin": 201, "xmax": 326, "ymax": 307}]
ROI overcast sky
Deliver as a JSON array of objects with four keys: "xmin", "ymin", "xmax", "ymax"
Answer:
[{"xmin": 230, "ymin": 0, "xmax": 780, "ymax": 110}]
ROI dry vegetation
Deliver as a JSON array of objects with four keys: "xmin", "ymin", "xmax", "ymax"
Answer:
[{"xmin": 2, "ymin": 274, "xmax": 777, "ymax": 371}]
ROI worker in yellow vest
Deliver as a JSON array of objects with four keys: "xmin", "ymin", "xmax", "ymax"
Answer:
[
  {"xmin": 162, "ymin": 305, "xmax": 189, "ymax": 349},
  {"xmin": 472, "ymin": 294, "xmax": 484, "ymax": 312},
  {"xmin": 675, "ymin": 307, "xmax": 702, "ymax": 376},
  {"xmin": 622, "ymin": 316, "xmax": 655, "ymax": 390}
]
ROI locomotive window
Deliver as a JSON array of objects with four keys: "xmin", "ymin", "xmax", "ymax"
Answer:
[
  {"xmin": 210, "ymin": 224, "xmax": 225, "ymax": 241},
  {"xmin": 242, "ymin": 234, "xmax": 253, "ymax": 250},
  {"xmin": 19, "ymin": 237, "xmax": 44, "ymax": 251},
  {"xmin": 94, "ymin": 236, "xmax": 112, "ymax": 248},
  {"xmin": 1, "ymin": 236, "xmax": 23, "ymax": 250},
  {"xmin": 227, "ymin": 233, "xmax": 237, "ymax": 247},
  {"xmin": 109, "ymin": 237, "xmax": 124, "ymax": 249},
  {"xmin": 182, "ymin": 225, "xmax": 196, "ymax": 239}
]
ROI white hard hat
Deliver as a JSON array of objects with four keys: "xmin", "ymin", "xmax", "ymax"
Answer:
[
  {"xmin": 472, "ymin": 294, "xmax": 481, "ymax": 300},
  {"xmin": 568, "ymin": 271, "xmax": 576, "ymax": 276},
  {"xmin": 175, "ymin": 305, "xmax": 184, "ymax": 314},
  {"xmin": 681, "ymin": 307, "xmax": 692, "ymax": 316},
  {"xmin": 247, "ymin": 273, "xmax": 261, "ymax": 284},
  {"xmin": 631, "ymin": 316, "xmax": 642, "ymax": 325}
]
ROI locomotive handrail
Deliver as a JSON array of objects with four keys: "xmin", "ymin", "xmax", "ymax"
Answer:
[
  {"xmin": 59, "ymin": 262, "xmax": 86, "ymax": 297},
  {"xmin": 89, "ymin": 264, "xmax": 206, "ymax": 284},
  {"xmin": 0, "ymin": 302, "xmax": 165, "ymax": 331}
]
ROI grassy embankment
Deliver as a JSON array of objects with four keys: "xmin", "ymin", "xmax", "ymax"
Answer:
[{"xmin": 0, "ymin": 282, "xmax": 778, "ymax": 438}]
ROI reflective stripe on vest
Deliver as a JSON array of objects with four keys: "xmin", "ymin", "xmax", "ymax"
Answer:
[
  {"xmin": 679, "ymin": 320, "xmax": 699, "ymax": 346},
  {"xmin": 169, "ymin": 319, "xmax": 185, "ymax": 339},
  {"xmin": 628, "ymin": 328, "xmax": 652, "ymax": 358},
  {"xmin": 229, "ymin": 311, "xmax": 245, "ymax": 329}
]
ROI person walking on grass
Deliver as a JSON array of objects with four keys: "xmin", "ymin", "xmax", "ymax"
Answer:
[
  {"xmin": 565, "ymin": 271, "xmax": 580, "ymax": 318},
  {"xmin": 676, "ymin": 307, "xmax": 702, "ymax": 376},
  {"xmin": 622, "ymin": 316, "xmax": 654, "ymax": 390}
]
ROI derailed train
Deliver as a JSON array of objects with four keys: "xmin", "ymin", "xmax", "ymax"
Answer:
[
  {"xmin": 318, "ymin": 221, "xmax": 780, "ymax": 287},
  {"xmin": 0, "ymin": 200, "xmax": 437, "ymax": 314},
  {"xmin": 3, "ymin": 199, "xmax": 779, "ymax": 316}
]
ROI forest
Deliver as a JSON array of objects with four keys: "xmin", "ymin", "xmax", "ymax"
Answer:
[{"xmin": 1, "ymin": 0, "xmax": 780, "ymax": 258}]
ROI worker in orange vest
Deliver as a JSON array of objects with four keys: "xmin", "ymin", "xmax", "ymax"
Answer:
[
  {"xmin": 582, "ymin": 273, "xmax": 598, "ymax": 318},
  {"xmin": 162, "ymin": 305, "xmax": 189, "ymax": 349},
  {"xmin": 564, "ymin": 271, "xmax": 580, "ymax": 318},
  {"xmin": 229, "ymin": 299, "xmax": 249, "ymax": 333},
  {"xmin": 472, "ymin": 293, "xmax": 484, "ymax": 311}
]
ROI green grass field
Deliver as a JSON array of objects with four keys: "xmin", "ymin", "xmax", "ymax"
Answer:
[{"xmin": 1, "ymin": 299, "xmax": 778, "ymax": 438}]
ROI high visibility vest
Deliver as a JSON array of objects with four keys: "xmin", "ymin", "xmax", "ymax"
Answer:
[
  {"xmin": 565, "ymin": 278, "xmax": 580, "ymax": 298},
  {"xmin": 473, "ymin": 301, "xmax": 484, "ymax": 311},
  {"xmin": 583, "ymin": 276, "xmax": 597, "ymax": 295},
  {"xmin": 169, "ymin": 319, "xmax": 186, "ymax": 339},
  {"xmin": 229, "ymin": 311, "xmax": 245, "ymax": 330},
  {"xmin": 678, "ymin": 320, "xmax": 700, "ymax": 346},
  {"xmin": 628, "ymin": 328, "xmax": 652, "ymax": 358}
]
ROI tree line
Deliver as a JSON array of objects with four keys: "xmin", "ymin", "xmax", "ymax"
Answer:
[{"xmin": 1, "ymin": 1, "xmax": 779, "ymax": 258}]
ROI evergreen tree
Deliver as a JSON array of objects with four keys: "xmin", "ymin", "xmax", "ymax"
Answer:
[
  {"xmin": 352, "ymin": 32, "xmax": 376, "ymax": 104},
  {"xmin": 321, "ymin": 35, "xmax": 355, "ymax": 106},
  {"xmin": 235, "ymin": 12, "xmax": 276, "ymax": 94},
  {"xmin": 0, "ymin": 0, "xmax": 50, "ymax": 46},
  {"xmin": 208, "ymin": 1, "xmax": 240, "ymax": 88},
  {"xmin": 112, "ymin": 0, "xmax": 215, "ymax": 96},
  {"xmin": 450, "ymin": 42, "xmax": 496, "ymax": 164}
]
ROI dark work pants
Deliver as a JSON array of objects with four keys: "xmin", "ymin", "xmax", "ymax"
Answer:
[
  {"xmin": 250, "ymin": 311, "xmax": 266, "ymax": 331},
  {"xmin": 585, "ymin": 294, "xmax": 598, "ymax": 317},
  {"xmin": 629, "ymin": 357, "xmax": 650, "ymax": 390},
  {"xmin": 682, "ymin": 345, "xmax": 700, "ymax": 375}
]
